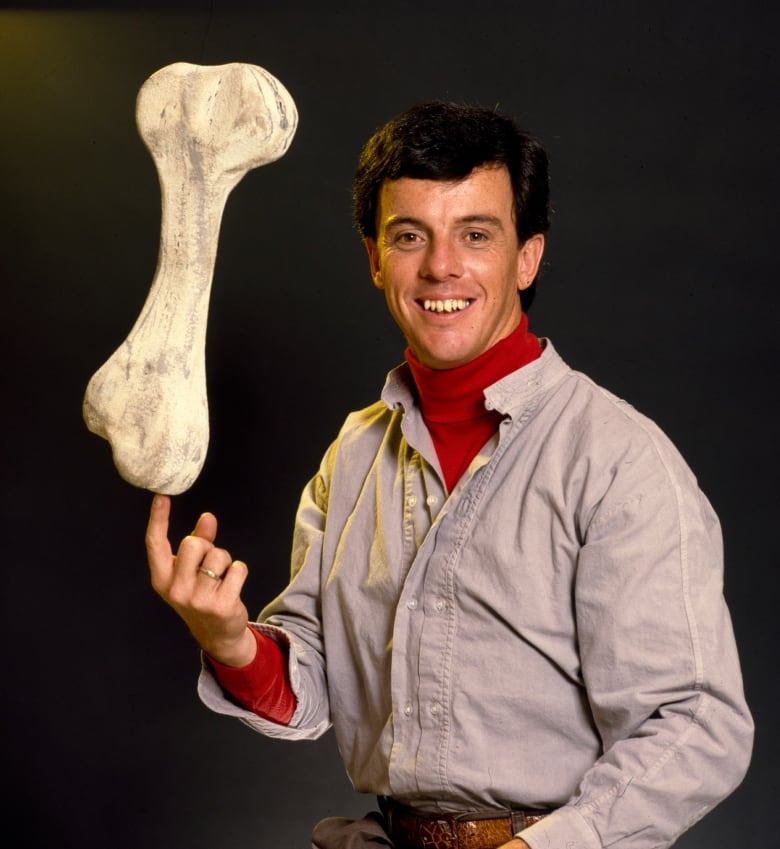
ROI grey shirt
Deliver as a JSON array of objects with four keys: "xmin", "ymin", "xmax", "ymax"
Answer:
[{"xmin": 199, "ymin": 341, "xmax": 753, "ymax": 849}]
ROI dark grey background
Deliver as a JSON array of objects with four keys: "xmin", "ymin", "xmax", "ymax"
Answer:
[{"xmin": 1, "ymin": 2, "xmax": 777, "ymax": 847}]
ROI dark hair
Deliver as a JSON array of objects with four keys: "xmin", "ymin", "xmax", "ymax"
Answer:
[{"xmin": 353, "ymin": 101, "xmax": 550, "ymax": 308}]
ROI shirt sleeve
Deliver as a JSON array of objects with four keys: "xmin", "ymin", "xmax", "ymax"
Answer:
[{"xmin": 521, "ymin": 426, "xmax": 753, "ymax": 849}]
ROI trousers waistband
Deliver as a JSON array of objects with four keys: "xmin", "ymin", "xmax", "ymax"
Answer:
[{"xmin": 378, "ymin": 797, "xmax": 550, "ymax": 849}]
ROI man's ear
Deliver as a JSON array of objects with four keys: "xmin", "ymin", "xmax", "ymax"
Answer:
[
  {"xmin": 364, "ymin": 238, "xmax": 384, "ymax": 289},
  {"xmin": 516, "ymin": 233, "xmax": 545, "ymax": 291}
]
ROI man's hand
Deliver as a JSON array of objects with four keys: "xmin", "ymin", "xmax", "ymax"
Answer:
[
  {"xmin": 146, "ymin": 494, "xmax": 255, "ymax": 666},
  {"xmin": 498, "ymin": 840, "xmax": 530, "ymax": 849}
]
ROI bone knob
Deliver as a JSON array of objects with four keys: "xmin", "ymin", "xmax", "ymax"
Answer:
[{"xmin": 83, "ymin": 62, "xmax": 297, "ymax": 494}]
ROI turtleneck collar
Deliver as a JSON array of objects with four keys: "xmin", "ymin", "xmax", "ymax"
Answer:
[{"xmin": 404, "ymin": 313, "xmax": 542, "ymax": 424}]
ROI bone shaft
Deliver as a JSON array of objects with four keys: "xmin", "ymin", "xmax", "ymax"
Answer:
[{"xmin": 130, "ymin": 171, "xmax": 230, "ymax": 358}]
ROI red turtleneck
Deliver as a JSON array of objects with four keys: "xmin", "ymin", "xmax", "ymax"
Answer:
[{"xmin": 405, "ymin": 314, "xmax": 542, "ymax": 491}]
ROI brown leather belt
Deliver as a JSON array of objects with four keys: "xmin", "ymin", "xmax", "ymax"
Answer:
[{"xmin": 379, "ymin": 797, "xmax": 550, "ymax": 849}]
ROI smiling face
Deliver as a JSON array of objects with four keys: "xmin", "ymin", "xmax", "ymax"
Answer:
[{"xmin": 365, "ymin": 165, "xmax": 544, "ymax": 370}]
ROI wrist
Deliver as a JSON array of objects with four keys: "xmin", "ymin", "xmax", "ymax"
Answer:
[{"xmin": 205, "ymin": 626, "xmax": 257, "ymax": 668}]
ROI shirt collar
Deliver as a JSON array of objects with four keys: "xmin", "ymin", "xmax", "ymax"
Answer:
[{"xmin": 382, "ymin": 339, "xmax": 569, "ymax": 419}]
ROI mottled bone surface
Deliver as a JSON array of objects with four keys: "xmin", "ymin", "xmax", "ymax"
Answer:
[{"xmin": 83, "ymin": 62, "xmax": 297, "ymax": 494}]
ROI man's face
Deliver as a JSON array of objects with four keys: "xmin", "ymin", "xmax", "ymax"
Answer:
[{"xmin": 365, "ymin": 165, "xmax": 544, "ymax": 370}]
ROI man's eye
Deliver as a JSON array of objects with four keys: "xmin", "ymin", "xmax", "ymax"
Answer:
[
  {"xmin": 466, "ymin": 231, "xmax": 488, "ymax": 243},
  {"xmin": 396, "ymin": 232, "xmax": 420, "ymax": 244}
]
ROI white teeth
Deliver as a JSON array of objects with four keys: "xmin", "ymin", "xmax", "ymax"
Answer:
[{"xmin": 423, "ymin": 299, "xmax": 470, "ymax": 313}]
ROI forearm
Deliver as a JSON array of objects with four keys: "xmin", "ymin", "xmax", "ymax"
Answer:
[{"xmin": 566, "ymin": 454, "xmax": 754, "ymax": 847}]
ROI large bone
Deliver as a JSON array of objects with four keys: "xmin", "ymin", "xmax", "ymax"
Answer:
[{"xmin": 83, "ymin": 62, "xmax": 297, "ymax": 494}]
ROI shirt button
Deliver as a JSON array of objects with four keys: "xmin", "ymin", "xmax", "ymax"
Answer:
[
  {"xmin": 404, "ymin": 703, "xmax": 413, "ymax": 716},
  {"xmin": 430, "ymin": 702, "xmax": 440, "ymax": 716},
  {"xmin": 435, "ymin": 599, "xmax": 445, "ymax": 612},
  {"xmin": 407, "ymin": 598, "xmax": 418, "ymax": 610},
  {"xmin": 426, "ymin": 495, "xmax": 438, "ymax": 506}
]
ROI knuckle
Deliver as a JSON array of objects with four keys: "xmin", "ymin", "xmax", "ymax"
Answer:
[
  {"xmin": 177, "ymin": 536, "xmax": 195, "ymax": 554},
  {"xmin": 167, "ymin": 585, "xmax": 189, "ymax": 607},
  {"xmin": 179, "ymin": 535, "xmax": 209, "ymax": 556},
  {"xmin": 203, "ymin": 553, "xmax": 232, "ymax": 576}
]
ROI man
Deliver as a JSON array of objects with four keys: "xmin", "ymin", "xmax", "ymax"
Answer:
[{"xmin": 147, "ymin": 102, "xmax": 753, "ymax": 849}]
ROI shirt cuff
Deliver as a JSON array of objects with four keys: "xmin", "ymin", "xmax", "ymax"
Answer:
[{"xmin": 518, "ymin": 806, "xmax": 600, "ymax": 849}]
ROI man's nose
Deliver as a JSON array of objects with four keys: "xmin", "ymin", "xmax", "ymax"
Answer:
[{"xmin": 420, "ymin": 237, "xmax": 463, "ymax": 281}]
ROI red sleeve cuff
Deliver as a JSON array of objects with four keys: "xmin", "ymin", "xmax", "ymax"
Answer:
[{"xmin": 207, "ymin": 628, "xmax": 297, "ymax": 725}]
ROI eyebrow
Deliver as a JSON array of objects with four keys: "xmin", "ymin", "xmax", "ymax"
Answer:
[
  {"xmin": 458, "ymin": 214, "xmax": 505, "ymax": 230},
  {"xmin": 383, "ymin": 216, "xmax": 425, "ymax": 230}
]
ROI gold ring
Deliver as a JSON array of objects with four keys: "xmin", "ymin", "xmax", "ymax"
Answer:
[{"xmin": 197, "ymin": 566, "xmax": 221, "ymax": 581}]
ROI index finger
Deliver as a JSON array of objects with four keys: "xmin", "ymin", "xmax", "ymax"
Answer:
[{"xmin": 146, "ymin": 493, "xmax": 173, "ymax": 562}]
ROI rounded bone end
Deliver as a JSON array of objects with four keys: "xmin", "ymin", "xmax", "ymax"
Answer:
[
  {"xmin": 84, "ymin": 403, "xmax": 207, "ymax": 496},
  {"xmin": 111, "ymin": 438, "xmax": 206, "ymax": 496},
  {"xmin": 83, "ymin": 365, "xmax": 209, "ymax": 496},
  {"xmin": 136, "ymin": 61, "xmax": 299, "ymax": 177}
]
